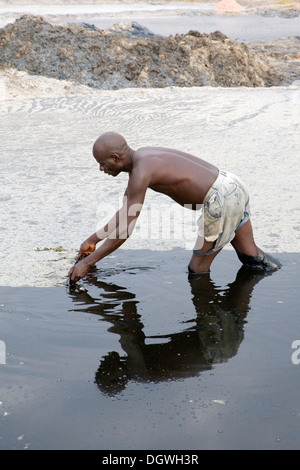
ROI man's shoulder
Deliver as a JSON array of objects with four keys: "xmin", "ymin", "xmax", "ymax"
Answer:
[
  {"xmin": 132, "ymin": 147, "xmax": 155, "ymax": 168},
  {"xmin": 128, "ymin": 149, "xmax": 158, "ymax": 187},
  {"xmin": 134, "ymin": 146, "xmax": 153, "ymax": 157}
]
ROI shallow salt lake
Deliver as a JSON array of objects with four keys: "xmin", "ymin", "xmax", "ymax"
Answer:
[
  {"xmin": 0, "ymin": 249, "xmax": 300, "ymax": 450},
  {"xmin": 81, "ymin": 15, "xmax": 300, "ymax": 43},
  {"xmin": 1, "ymin": 2, "xmax": 300, "ymax": 42},
  {"xmin": 0, "ymin": 85, "xmax": 300, "ymax": 449},
  {"xmin": 0, "ymin": 2, "xmax": 214, "ymax": 29}
]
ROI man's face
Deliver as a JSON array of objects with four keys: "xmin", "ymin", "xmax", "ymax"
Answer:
[{"xmin": 97, "ymin": 155, "xmax": 121, "ymax": 177}]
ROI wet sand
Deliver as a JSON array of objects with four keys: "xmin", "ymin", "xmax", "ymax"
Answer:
[{"xmin": 1, "ymin": 249, "xmax": 300, "ymax": 450}]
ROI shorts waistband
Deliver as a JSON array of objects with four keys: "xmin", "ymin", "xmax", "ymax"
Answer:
[
  {"xmin": 203, "ymin": 169, "xmax": 228, "ymax": 203},
  {"xmin": 212, "ymin": 170, "xmax": 230, "ymax": 186}
]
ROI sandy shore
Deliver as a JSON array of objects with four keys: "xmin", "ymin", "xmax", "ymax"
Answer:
[{"xmin": 0, "ymin": 0, "xmax": 299, "ymax": 8}]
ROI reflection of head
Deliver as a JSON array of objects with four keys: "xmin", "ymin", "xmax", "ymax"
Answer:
[{"xmin": 95, "ymin": 351, "xmax": 128, "ymax": 396}]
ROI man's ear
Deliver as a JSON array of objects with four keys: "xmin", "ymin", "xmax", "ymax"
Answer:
[{"xmin": 112, "ymin": 153, "xmax": 120, "ymax": 163}]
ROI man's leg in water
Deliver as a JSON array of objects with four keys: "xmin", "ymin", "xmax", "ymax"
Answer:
[
  {"xmin": 188, "ymin": 219, "xmax": 280, "ymax": 274},
  {"xmin": 231, "ymin": 219, "xmax": 280, "ymax": 270},
  {"xmin": 188, "ymin": 238, "xmax": 223, "ymax": 274}
]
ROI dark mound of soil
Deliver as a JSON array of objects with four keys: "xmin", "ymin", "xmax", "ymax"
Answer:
[{"xmin": 0, "ymin": 15, "xmax": 284, "ymax": 89}]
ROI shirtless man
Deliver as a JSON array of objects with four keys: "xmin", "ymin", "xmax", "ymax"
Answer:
[{"xmin": 68, "ymin": 131, "xmax": 279, "ymax": 283}]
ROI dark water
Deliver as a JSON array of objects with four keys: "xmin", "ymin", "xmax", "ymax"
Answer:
[{"xmin": 0, "ymin": 249, "xmax": 299, "ymax": 450}]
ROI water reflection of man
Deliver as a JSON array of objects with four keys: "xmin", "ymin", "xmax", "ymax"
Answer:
[{"xmin": 69, "ymin": 266, "xmax": 269, "ymax": 396}]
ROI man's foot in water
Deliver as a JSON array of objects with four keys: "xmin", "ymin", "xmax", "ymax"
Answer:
[{"xmin": 238, "ymin": 251, "xmax": 281, "ymax": 271}]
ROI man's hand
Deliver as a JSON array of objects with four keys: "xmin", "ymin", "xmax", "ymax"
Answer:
[
  {"xmin": 68, "ymin": 259, "xmax": 91, "ymax": 283},
  {"xmin": 77, "ymin": 240, "xmax": 96, "ymax": 258}
]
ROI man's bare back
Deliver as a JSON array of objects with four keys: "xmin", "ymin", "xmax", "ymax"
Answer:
[
  {"xmin": 68, "ymin": 131, "xmax": 280, "ymax": 284},
  {"xmin": 132, "ymin": 146, "xmax": 218, "ymax": 208}
]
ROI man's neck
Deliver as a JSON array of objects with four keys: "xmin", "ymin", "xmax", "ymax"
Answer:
[{"xmin": 123, "ymin": 148, "xmax": 135, "ymax": 173}]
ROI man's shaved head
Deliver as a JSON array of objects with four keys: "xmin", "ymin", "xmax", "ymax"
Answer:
[{"xmin": 93, "ymin": 132, "xmax": 129, "ymax": 160}]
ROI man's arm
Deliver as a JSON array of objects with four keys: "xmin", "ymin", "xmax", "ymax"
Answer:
[
  {"xmin": 77, "ymin": 182, "xmax": 139, "ymax": 257},
  {"xmin": 68, "ymin": 169, "xmax": 149, "ymax": 282}
]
